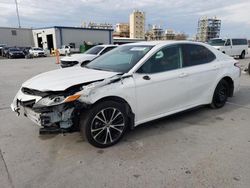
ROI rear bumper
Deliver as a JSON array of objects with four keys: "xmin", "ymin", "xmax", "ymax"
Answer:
[{"xmin": 32, "ymin": 53, "xmax": 46, "ymax": 57}]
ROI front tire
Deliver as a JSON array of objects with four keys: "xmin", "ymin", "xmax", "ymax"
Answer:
[
  {"xmin": 248, "ymin": 63, "xmax": 250, "ymax": 75},
  {"xmin": 210, "ymin": 80, "xmax": 229, "ymax": 109},
  {"xmin": 240, "ymin": 51, "xmax": 245, "ymax": 59},
  {"xmin": 80, "ymin": 101, "xmax": 128, "ymax": 148}
]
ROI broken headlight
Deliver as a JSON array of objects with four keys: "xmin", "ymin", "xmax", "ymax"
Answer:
[
  {"xmin": 34, "ymin": 96, "xmax": 65, "ymax": 107},
  {"xmin": 34, "ymin": 94, "xmax": 81, "ymax": 108}
]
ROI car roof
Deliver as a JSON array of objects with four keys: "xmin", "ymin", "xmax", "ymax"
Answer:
[
  {"xmin": 96, "ymin": 44, "xmax": 117, "ymax": 47},
  {"xmin": 124, "ymin": 41, "xmax": 176, "ymax": 46},
  {"xmin": 210, "ymin": 38, "xmax": 247, "ymax": 40},
  {"xmin": 9, "ymin": 47, "xmax": 20, "ymax": 50},
  {"xmin": 123, "ymin": 40, "xmax": 208, "ymax": 47}
]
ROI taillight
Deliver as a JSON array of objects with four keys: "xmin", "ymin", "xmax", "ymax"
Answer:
[{"xmin": 234, "ymin": 62, "xmax": 241, "ymax": 68}]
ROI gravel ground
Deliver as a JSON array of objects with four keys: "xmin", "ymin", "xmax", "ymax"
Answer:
[{"xmin": 0, "ymin": 55, "xmax": 250, "ymax": 188}]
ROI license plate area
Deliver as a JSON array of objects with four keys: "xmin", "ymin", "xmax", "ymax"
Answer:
[{"xmin": 23, "ymin": 107, "xmax": 42, "ymax": 126}]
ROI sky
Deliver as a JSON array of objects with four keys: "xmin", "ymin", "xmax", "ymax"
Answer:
[{"xmin": 0, "ymin": 0, "xmax": 250, "ymax": 38}]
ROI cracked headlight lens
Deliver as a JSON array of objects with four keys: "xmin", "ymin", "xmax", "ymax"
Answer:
[
  {"xmin": 34, "ymin": 94, "xmax": 81, "ymax": 107},
  {"xmin": 35, "ymin": 96, "xmax": 65, "ymax": 107}
]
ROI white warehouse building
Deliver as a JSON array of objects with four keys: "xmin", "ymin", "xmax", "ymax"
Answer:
[
  {"xmin": 0, "ymin": 27, "xmax": 34, "ymax": 47},
  {"xmin": 32, "ymin": 26, "xmax": 113, "ymax": 51}
]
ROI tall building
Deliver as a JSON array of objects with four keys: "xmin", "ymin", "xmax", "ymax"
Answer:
[
  {"xmin": 164, "ymin": 29, "xmax": 175, "ymax": 40},
  {"xmin": 145, "ymin": 25, "xmax": 164, "ymax": 41},
  {"xmin": 196, "ymin": 17, "xmax": 221, "ymax": 42},
  {"xmin": 129, "ymin": 10, "xmax": 145, "ymax": 39},
  {"xmin": 113, "ymin": 23, "xmax": 130, "ymax": 38}
]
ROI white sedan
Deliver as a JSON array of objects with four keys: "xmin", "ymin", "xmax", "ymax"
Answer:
[
  {"xmin": 11, "ymin": 41, "xmax": 240, "ymax": 147},
  {"xmin": 29, "ymin": 47, "xmax": 46, "ymax": 57},
  {"xmin": 60, "ymin": 44, "xmax": 117, "ymax": 68}
]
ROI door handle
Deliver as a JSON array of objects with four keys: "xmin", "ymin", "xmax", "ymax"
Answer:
[
  {"xmin": 179, "ymin": 73, "xmax": 188, "ymax": 78},
  {"xmin": 143, "ymin": 75, "xmax": 151, "ymax": 80}
]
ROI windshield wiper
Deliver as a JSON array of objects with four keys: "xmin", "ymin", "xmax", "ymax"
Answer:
[
  {"xmin": 85, "ymin": 66, "xmax": 121, "ymax": 73},
  {"xmin": 84, "ymin": 66, "xmax": 110, "ymax": 72}
]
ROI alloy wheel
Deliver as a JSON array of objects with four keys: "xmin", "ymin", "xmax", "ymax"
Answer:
[{"xmin": 90, "ymin": 107, "xmax": 125, "ymax": 145}]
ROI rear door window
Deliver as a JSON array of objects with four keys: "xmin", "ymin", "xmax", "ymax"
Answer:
[
  {"xmin": 181, "ymin": 44, "xmax": 216, "ymax": 67},
  {"xmin": 232, "ymin": 39, "xmax": 247, "ymax": 45}
]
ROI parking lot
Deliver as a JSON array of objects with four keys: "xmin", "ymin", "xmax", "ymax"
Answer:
[{"xmin": 0, "ymin": 55, "xmax": 250, "ymax": 188}]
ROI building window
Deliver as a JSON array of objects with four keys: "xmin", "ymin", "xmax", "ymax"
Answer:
[{"xmin": 11, "ymin": 30, "xmax": 17, "ymax": 36}]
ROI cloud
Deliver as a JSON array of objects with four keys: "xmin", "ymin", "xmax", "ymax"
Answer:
[
  {"xmin": 0, "ymin": 0, "xmax": 249, "ymax": 37},
  {"xmin": 197, "ymin": 1, "xmax": 250, "ymax": 25}
]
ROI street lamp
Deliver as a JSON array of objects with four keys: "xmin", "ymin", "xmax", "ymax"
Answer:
[{"xmin": 15, "ymin": 0, "xmax": 21, "ymax": 28}]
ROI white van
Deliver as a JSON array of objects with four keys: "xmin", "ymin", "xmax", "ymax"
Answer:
[{"xmin": 208, "ymin": 38, "xmax": 248, "ymax": 59}]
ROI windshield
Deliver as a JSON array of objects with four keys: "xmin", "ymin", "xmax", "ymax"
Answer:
[
  {"xmin": 9, "ymin": 48, "xmax": 20, "ymax": 51},
  {"xmin": 85, "ymin": 46, "xmax": 104, "ymax": 55},
  {"xmin": 85, "ymin": 45, "xmax": 153, "ymax": 73},
  {"xmin": 208, "ymin": 39, "xmax": 226, "ymax": 46}
]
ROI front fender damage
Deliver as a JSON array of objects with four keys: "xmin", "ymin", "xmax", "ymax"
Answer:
[
  {"xmin": 11, "ymin": 74, "xmax": 132, "ymax": 134},
  {"xmin": 78, "ymin": 74, "xmax": 132, "ymax": 104}
]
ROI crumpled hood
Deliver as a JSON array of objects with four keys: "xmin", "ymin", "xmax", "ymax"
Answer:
[
  {"xmin": 22, "ymin": 67, "xmax": 118, "ymax": 91},
  {"xmin": 61, "ymin": 54, "xmax": 97, "ymax": 63}
]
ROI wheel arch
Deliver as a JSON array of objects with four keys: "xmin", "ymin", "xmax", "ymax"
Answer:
[
  {"xmin": 209, "ymin": 75, "xmax": 234, "ymax": 104},
  {"xmin": 240, "ymin": 50, "xmax": 246, "ymax": 59},
  {"xmin": 222, "ymin": 76, "xmax": 234, "ymax": 97},
  {"xmin": 93, "ymin": 96, "xmax": 135, "ymax": 129}
]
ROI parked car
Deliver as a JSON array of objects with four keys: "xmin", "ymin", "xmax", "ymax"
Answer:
[
  {"xmin": 58, "ymin": 45, "xmax": 80, "ymax": 56},
  {"xmin": 208, "ymin": 38, "xmax": 248, "ymax": 59},
  {"xmin": 11, "ymin": 41, "xmax": 240, "ymax": 147},
  {"xmin": 6, "ymin": 47, "xmax": 25, "ymax": 58},
  {"xmin": 29, "ymin": 47, "xmax": 46, "ymax": 57},
  {"xmin": 60, "ymin": 45, "xmax": 117, "ymax": 68}
]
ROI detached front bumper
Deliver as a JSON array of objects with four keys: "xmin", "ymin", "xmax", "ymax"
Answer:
[{"xmin": 11, "ymin": 89, "xmax": 76, "ymax": 129}]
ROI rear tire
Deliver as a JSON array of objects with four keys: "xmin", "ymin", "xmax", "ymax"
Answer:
[
  {"xmin": 80, "ymin": 101, "xmax": 128, "ymax": 148},
  {"xmin": 248, "ymin": 63, "xmax": 250, "ymax": 75},
  {"xmin": 210, "ymin": 80, "xmax": 229, "ymax": 109},
  {"xmin": 240, "ymin": 51, "xmax": 245, "ymax": 59}
]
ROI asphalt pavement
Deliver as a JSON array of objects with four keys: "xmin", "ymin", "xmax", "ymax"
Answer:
[{"xmin": 0, "ymin": 55, "xmax": 250, "ymax": 188}]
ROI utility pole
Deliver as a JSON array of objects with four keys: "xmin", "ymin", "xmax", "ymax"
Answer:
[{"xmin": 15, "ymin": 0, "xmax": 21, "ymax": 28}]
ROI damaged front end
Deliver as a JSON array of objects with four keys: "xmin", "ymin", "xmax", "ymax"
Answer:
[
  {"xmin": 10, "ymin": 74, "xmax": 129, "ymax": 134},
  {"xmin": 11, "ymin": 85, "xmax": 87, "ymax": 134}
]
